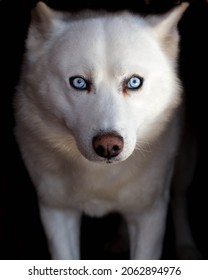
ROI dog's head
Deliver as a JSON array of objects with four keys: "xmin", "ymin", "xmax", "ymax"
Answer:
[{"xmin": 20, "ymin": 2, "xmax": 188, "ymax": 164}]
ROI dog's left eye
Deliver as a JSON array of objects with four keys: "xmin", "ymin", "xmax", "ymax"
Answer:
[
  {"xmin": 69, "ymin": 76, "xmax": 88, "ymax": 90},
  {"xmin": 126, "ymin": 76, "xmax": 143, "ymax": 90}
]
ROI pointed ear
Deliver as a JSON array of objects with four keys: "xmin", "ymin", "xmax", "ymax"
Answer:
[
  {"xmin": 27, "ymin": 2, "xmax": 62, "ymax": 53},
  {"xmin": 30, "ymin": 1, "xmax": 56, "ymax": 34},
  {"xmin": 147, "ymin": 2, "xmax": 189, "ymax": 59}
]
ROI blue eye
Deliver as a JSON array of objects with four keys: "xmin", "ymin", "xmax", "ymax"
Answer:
[
  {"xmin": 69, "ymin": 76, "xmax": 88, "ymax": 90},
  {"xmin": 126, "ymin": 76, "xmax": 143, "ymax": 90}
]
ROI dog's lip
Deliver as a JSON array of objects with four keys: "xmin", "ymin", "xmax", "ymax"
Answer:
[
  {"xmin": 86, "ymin": 155, "xmax": 121, "ymax": 164},
  {"xmin": 104, "ymin": 156, "xmax": 122, "ymax": 164},
  {"xmin": 106, "ymin": 158, "xmax": 119, "ymax": 164}
]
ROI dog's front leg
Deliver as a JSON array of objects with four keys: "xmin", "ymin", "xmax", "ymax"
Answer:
[
  {"xmin": 39, "ymin": 204, "xmax": 81, "ymax": 259},
  {"xmin": 125, "ymin": 200, "xmax": 168, "ymax": 260}
]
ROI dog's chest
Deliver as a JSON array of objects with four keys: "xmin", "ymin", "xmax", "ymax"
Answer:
[{"xmin": 38, "ymin": 149, "xmax": 171, "ymax": 216}]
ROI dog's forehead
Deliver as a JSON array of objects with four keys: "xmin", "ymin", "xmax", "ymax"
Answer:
[
  {"xmin": 50, "ymin": 14, "xmax": 161, "ymax": 74},
  {"xmin": 62, "ymin": 13, "xmax": 151, "ymax": 45}
]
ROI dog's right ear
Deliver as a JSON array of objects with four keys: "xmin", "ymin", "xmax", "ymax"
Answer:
[
  {"xmin": 27, "ymin": 2, "xmax": 62, "ymax": 53},
  {"xmin": 30, "ymin": 1, "xmax": 56, "ymax": 34},
  {"xmin": 32, "ymin": 1, "xmax": 53, "ymax": 30}
]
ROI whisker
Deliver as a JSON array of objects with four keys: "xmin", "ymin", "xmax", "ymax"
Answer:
[{"xmin": 135, "ymin": 140, "xmax": 153, "ymax": 158}]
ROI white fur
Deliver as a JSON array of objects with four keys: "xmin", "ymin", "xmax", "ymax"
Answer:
[{"xmin": 14, "ymin": 2, "xmax": 190, "ymax": 259}]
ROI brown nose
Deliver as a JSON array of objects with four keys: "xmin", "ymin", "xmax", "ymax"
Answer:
[{"xmin": 92, "ymin": 132, "xmax": 124, "ymax": 159}]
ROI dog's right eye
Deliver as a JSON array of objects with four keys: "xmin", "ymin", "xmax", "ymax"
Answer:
[{"xmin": 69, "ymin": 76, "xmax": 89, "ymax": 90}]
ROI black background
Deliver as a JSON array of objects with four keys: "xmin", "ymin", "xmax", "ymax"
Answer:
[{"xmin": 0, "ymin": 0, "xmax": 208, "ymax": 260}]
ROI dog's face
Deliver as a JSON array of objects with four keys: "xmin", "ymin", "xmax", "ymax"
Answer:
[{"xmin": 22, "ymin": 2, "xmax": 188, "ymax": 163}]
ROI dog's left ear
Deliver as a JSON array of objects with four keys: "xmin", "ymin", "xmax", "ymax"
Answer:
[{"xmin": 147, "ymin": 2, "xmax": 189, "ymax": 60}]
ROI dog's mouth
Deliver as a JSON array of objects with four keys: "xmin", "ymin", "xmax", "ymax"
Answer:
[{"xmin": 105, "ymin": 157, "xmax": 121, "ymax": 164}]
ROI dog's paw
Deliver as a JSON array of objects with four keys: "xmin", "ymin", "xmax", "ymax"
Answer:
[{"xmin": 176, "ymin": 245, "xmax": 203, "ymax": 260}]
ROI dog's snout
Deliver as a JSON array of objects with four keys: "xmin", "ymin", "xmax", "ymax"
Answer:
[{"xmin": 92, "ymin": 133, "xmax": 124, "ymax": 159}]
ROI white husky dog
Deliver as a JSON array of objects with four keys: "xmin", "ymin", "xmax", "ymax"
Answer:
[{"xmin": 14, "ymin": 1, "xmax": 191, "ymax": 259}]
